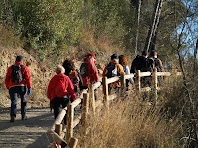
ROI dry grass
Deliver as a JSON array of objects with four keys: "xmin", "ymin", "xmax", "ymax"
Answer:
[{"xmin": 77, "ymin": 91, "xmax": 180, "ymax": 148}]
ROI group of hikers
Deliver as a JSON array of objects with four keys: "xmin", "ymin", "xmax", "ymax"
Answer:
[{"xmin": 5, "ymin": 50, "xmax": 164, "ymax": 123}]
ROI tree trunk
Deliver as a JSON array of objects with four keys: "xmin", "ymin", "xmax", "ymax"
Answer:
[
  {"xmin": 135, "ymin": 0, "xmax": 142, "ymax": 55},
  {"xmin": 193, "ymin": 39, "xmax": 198, "ymax": 78},
  {"xmin": 144, "ymin": 0, "xmax": 163, "ymax": 53}
]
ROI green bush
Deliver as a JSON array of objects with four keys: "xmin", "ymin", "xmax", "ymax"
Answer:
[{"xmin": 2, "ymin": 0, "xmax": 83, "ymax": 60}]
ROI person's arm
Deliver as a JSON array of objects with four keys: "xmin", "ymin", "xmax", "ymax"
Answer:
[
  {"xmin": 47, "ymin": 76, "xmax": 55, "ymax": 100},
  {"xmin": 23, "ymin": 66, "xmax": 32, "ymax": 88},
  {"xmin": 126, "ymin": 66, "xmax": 134, "ymax": 84},
  {"xmin": 158, "ymin": 59, "xmax": 164, "ymax": 72},
  {"xmin": 89, "ymin": 62, "xmax": 99, "ymax": 83},
  {"xmin": 5, "ymin": 67, "xmax": 11, "ymax": 89}
]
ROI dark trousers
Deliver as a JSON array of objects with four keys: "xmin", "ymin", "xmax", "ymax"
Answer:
[
  {"xmin": 126, "ymin": 79, "xmax": 129, "ymax": 91},
  {"xmin": 51, "ymin": 97, "xmax": 69, "ymax": 125},
  {"xmin": 9, "ymin": 86, "xmax": 27, "ymax": 118}
]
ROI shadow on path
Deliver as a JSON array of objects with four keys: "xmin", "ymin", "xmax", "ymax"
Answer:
[{"xmin": 0, "ymin": 107, "xmax": 54, "ymax": 148}]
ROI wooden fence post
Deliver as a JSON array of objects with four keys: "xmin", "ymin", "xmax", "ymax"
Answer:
[
  {"xmin": 54, "ymin": 124, "xmax": 62, "ymax": 148},
  {"xmin": 120, "ymin": 72, "xmax": 125, "ymax": 96},
  {"xmin": 135, "ymin": 70, "xmax": 141, "ymax": 92},
  {"xmin": 69, "ymin": 137, "xmax": 78, "ymax": 148},
  {"xmin": 81, "ymin": 93, "xmax": 89, "ymax": 127},
  {"xmin": 66, "ymin": 104, "xmax": 74, "ymax": 143},
  {"xmin": 153, "ymin": 68, "xmax": 158, "ymax": 101},
  {"xmin": 88, "ymin": 84, "xmax": 95, "ymax": 115},
  {"xmin": 102, "ymin": 76, "xmax": 109, "ymax": 109}
]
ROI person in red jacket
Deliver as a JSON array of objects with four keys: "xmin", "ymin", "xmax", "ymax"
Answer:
[
  {"xmin": 5, "ymin": 55, "xmax": 32, "ymax": 122},
  {"xmin": 80, "ymin": 53, "xmax": 99, "ymax": 89},
  {"xmin": 80, "ymin": 53, "xmax": 99, "ymax": 100},
  {"xmin": 47, "ymin": 65, "xmax": 77, "ymax": 124}
]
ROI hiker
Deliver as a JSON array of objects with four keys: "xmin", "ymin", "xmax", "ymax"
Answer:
[
  {"xmin": 80, "ymin": 53, "xmax": 99, "ymax": 91},
  {"xmin": 147, "ymin": 50, "xmax": 164, "ymax": 86},
  {"xmin": 5, "ymin": 55, "xmax": 32, "ymax": 122},
  {"xmin": 62, "ymin": 59, "xmax": 83, "ymax": 96},
  {"xmin": 47, "ymin": 65, "xmax": 77, "ymax": 124},
  {"xmin": 147, "ymin": 50, "xmax": 164, "ymax": 72},
  {"xmin": 102, "ymin": 54, "xmax": 124, "ymax": 94},
  {"xmin": 119, "ymin": 55, "xmax": 134, "ymax": 91},
  {"xmin": 130, "ymin": 50, "xmax": 148, "ymax": 73}
]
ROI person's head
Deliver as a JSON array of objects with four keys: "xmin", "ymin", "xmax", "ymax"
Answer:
[
  {"xmin": 62, "ymin": 59, "xmax": 75, "ymax": 70},
  {"xmin": 111, "ymin": 54, "xmax": 119, "ymax": 63},
  {"xmin": 119, "ymin": 55, "xmax": 128, "ymax": 67},
  {"xmin": 56, "ymin": 65, "xmax": 65, "ymax": 74},
  {"xmin": 16, "ymin": 55, "xmax": 23, "ymax": 62},
  {"xmin": 150, "ymin": 50, "xmax": 157, "ymax": 58},
  {"xmin": 142, "ymin": 50, "xmax": 148, "ymax": 58},
  {"xmin": 86, "ymin": 53, "xmax": 96, "ymax": 63}
]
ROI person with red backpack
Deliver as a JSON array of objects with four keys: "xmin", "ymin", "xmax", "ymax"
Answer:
[
  {"xmin": 5, "ymin": 55, "xmax": 32, "ymax": 122},
  {"xmin": 47, "ymin": 65, "xmax": 77, "ymax": 124},
  {"xmin": 102, "ymin": 54, "xmax": 124, "ymax": 94}
]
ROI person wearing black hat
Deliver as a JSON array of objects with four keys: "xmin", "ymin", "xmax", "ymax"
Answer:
[
  {"xmin": 5, "ymin": 55, "xmax": 32, "ymax": 122},
  {"xmin": 102, "ymin": 54, "xmax": 124, "ymax": 94}
]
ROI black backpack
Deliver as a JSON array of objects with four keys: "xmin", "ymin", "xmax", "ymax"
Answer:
[
  {"xmin": 11, "ymin": 65, "xmax": 24, "ymax": 83},
  {"xmin": 80, "ymin": 63, "xmax": 89, "ymax": 77},
  {"xmin": 105, "ymin": 63, "xmax": 117, "ymax": 78},
  {"xmin": 146, "ymin": 58, "xmax": 155, "ymax": 72},
  {"xmin": 131, "ymin": 55, "xmax": 147, "ymax": 73}
]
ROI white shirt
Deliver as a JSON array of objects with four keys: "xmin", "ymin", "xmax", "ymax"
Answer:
[{"xmin": 123, "ymin": 65, "xmax": 134, "ymax": 84}]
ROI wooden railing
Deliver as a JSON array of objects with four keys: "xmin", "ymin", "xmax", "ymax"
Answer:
[{"xmin": 48, "ymin": 68, "xmax": 181, "ymax": 147}]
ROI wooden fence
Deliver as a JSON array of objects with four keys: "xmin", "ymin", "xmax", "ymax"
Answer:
[{"xmin": 48, "ymin": 68, "xmax": 181, "ymax": 147}]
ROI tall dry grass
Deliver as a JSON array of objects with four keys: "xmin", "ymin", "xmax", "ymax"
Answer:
[{"xmin": 77, "ymin": 90, "xmax": 180, "ymax": 148}]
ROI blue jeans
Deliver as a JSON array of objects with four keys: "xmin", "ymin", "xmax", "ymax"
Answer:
[{"xmin": 9, "ymin": 86, "xmax": 27, "ymax": 118}]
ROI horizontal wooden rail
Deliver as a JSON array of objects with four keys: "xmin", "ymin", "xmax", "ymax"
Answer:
[
  {"xmin": 71, "ymin": 98, "xmax": 81, "ymax": 108},
  {"xmin": 73, "ymin": 115, "xmax": 81, "ymax": 128},
  {"xmin": 139, "ymin": 72, "xmax": 152, "ymax": 77},
  {"xmin": 93, "ymin": 81, "xmax": 102, "ymax": 90},
  {"xmin": 51, "ymin": 107, "xmax": 67, "ymax": 130},
  {"xmin": 125, "ymin": 73, "xmax": 135, "ymax": 79},
  {"xmin": 156, "ymin": 72, "xmax": 171, "ymax": 76},
  {"xmin": 48, "ymin": 129, "xmax": 67, "ymax": 147},
  {"xmin": 107, "ymin": 76, "xmax": 120, "ymax": 84}
]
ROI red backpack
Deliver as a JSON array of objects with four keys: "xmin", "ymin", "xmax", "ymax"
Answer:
[{"xmin": 55, "ymin": 78, "xmax": 67, "ymax": 98}]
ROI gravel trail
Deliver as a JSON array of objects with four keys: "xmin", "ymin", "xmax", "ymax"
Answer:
[{"xmin": 0, "ymin": 107, "xmax": 54, "ymax": 148}]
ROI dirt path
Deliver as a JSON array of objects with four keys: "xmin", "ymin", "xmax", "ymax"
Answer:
[{"xmin": 0, "ymin": 107, "xmax": 54, "ymax": 148}]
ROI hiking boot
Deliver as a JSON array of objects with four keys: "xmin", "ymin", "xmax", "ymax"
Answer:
[
  {"xmin": 22, "ymin": 116, "xmax": 27, "ymax": 120},
  {"xmin": 10, "ymin": 116, "xmax": 15, "ymax": 122}
]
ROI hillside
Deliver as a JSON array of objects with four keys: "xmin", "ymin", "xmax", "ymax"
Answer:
[{"xmin": 0, "ymin": 46, "xmax": 55, "ymax": 108}]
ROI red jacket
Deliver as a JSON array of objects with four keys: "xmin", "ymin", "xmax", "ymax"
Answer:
[
  {"xmin": 5, "ymin": 61, "xmax": 32, "ymax": 89},
  {"xmin": 82, "ymin": 59, "xmax": 99, "ymax": 87},
  {"xmin": 47, "ymin": 73, "xmax": 77, "ymax": 101}
]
